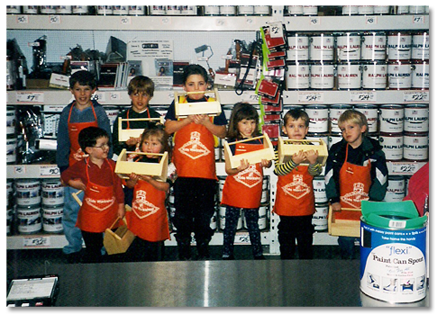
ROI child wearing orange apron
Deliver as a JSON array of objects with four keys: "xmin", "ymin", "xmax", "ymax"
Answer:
[
  {"xmin": 164, "ymin": 65, "xmax": 227, "ymax": 260},
  {"xmin": 273, "ymin": 109, "xmax": 323, "ymax": 259},
  {"xmin": 124, "ymin": 127, "xmax": 173, "ymax": 261},
  {"xmin": 56, "ymin": 71, "xmax": 112, "ymax": 262},
  {"xmin": 61, "ymin": 127, "xmax": 125, "ymax": 263},
  {"xmin": 325, "ymin": 110, "xmax": 388, "ymax": 259},
  {"xmin": 221, "ymin": 103, "xmax": 272, "ymax": 260}
]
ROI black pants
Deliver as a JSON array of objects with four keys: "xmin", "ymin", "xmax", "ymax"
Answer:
[
  {"xmin": 81, "ymin": 231, "xmax": 104, "ymax": 263},
  {"xmin": 125, "ymin": 237, "xmax": 164, "ymax": 262},
  {"xmin": 172, "ymin": 177, "xmax": 217, "ymax": 245},
  {"xmin": 222, "ymin": 206, "xmax": 263, "ymax": 258},
  {"xmin": 278, "ymin": 215, "xmax": 314, "ymax": 259}
]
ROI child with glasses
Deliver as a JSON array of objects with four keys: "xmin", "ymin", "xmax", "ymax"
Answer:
[{"xmin": 61, "ymin": 126, "xmax": 125, "ymax": 263}]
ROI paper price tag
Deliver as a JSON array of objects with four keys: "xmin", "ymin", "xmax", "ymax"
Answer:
[
  {"xmin": 23, "ymin": 236, "xmax": 51, "ymax": 248},
  {"xmin": 391, "ymin": 163, "xmax": 418, "ymax": 174},
  {"xmin": 403, "ymin": 91, "xmax": 429, "ymax": 102},
  {"xmin": 413, "ymin": 15, "xmax": 425, "ymax": 24},
  {"xmin": 350, "ymin": 91, "xmax": 376, "ymax": 102},
  {"xmin": 236, "ymin": 234, "xmax": 251, "ymax": 244},
  {"xmin": 49, "ymin": 15, "xmax": 61, "ymax": 24},
  {"xmin": 92, "ymin": 92, "xmax": 106, "ymax": 102},
  {"xmin": 298, "ymin": 91, "xmax": 323, "ymax": 103},
  {"xmin": 39, "ymin": 165, "xmax": 60, "ymax": 177},
  {"xmin": 16, "ymin": 92, "xmax": 44, "ymax": 104},
  {"xmin": 16, "ymin": 15, "xmax": 29, "ymax": 24},
  {"xmin": 269, "ymin": 21, "xmax": 283, "ymax": 39}
]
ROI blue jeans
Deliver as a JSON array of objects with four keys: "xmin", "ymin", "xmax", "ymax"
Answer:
[{"xmin": 62, "ymin": 186, "xmax": 83, "ymax": 254}]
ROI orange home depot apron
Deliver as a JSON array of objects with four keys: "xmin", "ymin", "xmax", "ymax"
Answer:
[
  {"xmin": 67, "ymin": 102, "xmax": 99, "ymax": 166},
  {"xmin": 126, "ymin": 180, "xmax": 170, "ymax": 242},
  {"xmin": 173, "ymin": 97, "xmax": 218, "ymax": 179},
  {"xmin": 76, "ymin": 159, "xmax": 119, "ymax": 233},
  {"xmin": 221, "ymin": 141, "xmax": 264, "ymax": 209},
  {"xmin": 273, "ymin": 165, "xmax": 315, "ymax": 216},
  {"xmin": 339, "ymin": 144, "xmax": 372, "ymax": 211}
]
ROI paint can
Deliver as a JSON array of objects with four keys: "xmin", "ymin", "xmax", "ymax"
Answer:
[
  {"xmin": 337, "ymin": 32, "xmax": 361, "ymax": 61},
  {"xmin": 42, "ymin": 206, "xmax": 64, "ymax": 233},
  {"xmin": 411, "ymin": 31, "xmax": 429, "ymax": 61},
  {"xmin": 149, "ymin": 5, "xmax": 166, "ymax": 15},
  {"xmin": 287, "ymin": 33, "xmax": 309, "ymax": 62},
  {"xmin": 403, "ymin": 132, "xmax": 429, "ymax": 162},
  {"xmin": 286, "ymin": 62, "xmax": 310, "ymax": 90},
  {"xmin": 313, "ymin": 176, "xmax": 327, "ymax": 204},
  {"xmin": 306, "ymin": 132, "xmax": 329, "ymax": 147},
  {"xmin": 17, "ymin": 205, "xmax": 42, "ymax": 234},
  {"xmin": 313, "ymin": 203, "xmax": 328, "ymax": 231},
  {"xmin": 41, "ymin": 179, "xmax": 65, "ymax": 206},
  {"xmin": 411, "ymin": 60, "xmax": 429, "ymax": 90},
  {"xmin": 388, "ymin": 61, "xmax": 412, "ymax": 90},
  {"xmin": 361, "ymin": 31, "xmax": 387, "ymax": 61},
  {"xmin": 15, "ymin": 180, "xmax": 41, "ymax": 206},
  {"xmin": 309, "ymin": 33, "xmax": 335, "ymax": 61},
  {"xmin": 337, "ymin": 61, "xmax": 362, "ymax": 90},
  {"xmin": 310, "ymin": 62, "xmax": 335, "ymax": 90},
  {"xmin": 362, "ymin": 61, "xmax": 387, "ymax": 90},
  {"xmin": 387, "ymin": 31, "xmax": 412, "ymax": 61},
  {"xmin": 328, "ymin": 132, "xmax": 343, "ymax": 149},
  {"xmin": 96, "ymin": 5, "xmax": 113, "ymax": 15},
  {"xmin": 305, "ymin": 105, "xmax": 329, "ymax": 133},
  {"xmin": 379, "ymin": 133, "xmax": 404, "ymax": 161},
  {"xmin": 360, "ymin": 203, "xmax": 427, "ymax": 303},
  {"xmin": 379, "ymin": 104, "xmax": 404, "ymax": 133},
  {"xmin": 383, "ymin": 176, "xmax": 405, "ymax": 202},
  {"xmin": 404, "ymin": 104, "xmax": 428, "ymax": 133},
  {"xmin": 6, "ymin": 137, "xmax": 17, "ymax": 164}
]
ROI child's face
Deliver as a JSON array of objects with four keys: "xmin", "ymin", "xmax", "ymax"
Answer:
[
  {"xmin": 141, "ymin": 136, "xmax": 163, "ymax": 158},
  {"xmin": 184, "ymin": 74, "xmax": 207, "ymax": 100},
  {"xmin": 130, "ymin": 91, "xmax": 152, "ymax": 113},
  {"xmin": 237, "ymin": 118, "xmax": 257, "ymax": 139},
  {"xmin": 87, "ymin": 137, "xmax": 110, "ymax": 159},
  {"xmin": 339, "ymin": 121, "xmax": 366, "ymax": 148},
  {"xmin": 282, "ymin": 118, "xmax": 309, "ymax": 140},
  {"xmin": 70, "ymin": 82, "xmax": 96, "ymax": 107}
]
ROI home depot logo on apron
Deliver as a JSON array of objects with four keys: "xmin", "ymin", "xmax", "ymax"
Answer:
[
  {"xmin": 221, "ymin": 141, "xmax": 264, "ymax": 209},
  {"xmin": 127, "ymin": 180, "xmax": 170, "ymax": 242},
  {"xmin": 76, "ymin": 159, "xmax": 118, "ymax": 233},
  {"xmin": 273, "ymin": 165, "xmax": 315, "ymax": 216},
  {"xmin": 339, "ymin": 144, "xmax": 372, "ymax": 209},
  {"xmin": 67, "ymin": 102, "xmax": 98, "ymax": 166}
]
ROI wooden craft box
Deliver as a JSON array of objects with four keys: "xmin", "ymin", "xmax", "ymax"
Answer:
[
  {"xmin": 114, "ymin": 149, "xmax": 168, "ymax": 182},
  {"xmin": 328, "ymin": 207, "xmax": 362, "ymax": 238},
  {"xmin": 277, "ymin": 138, "xmax": 328, "ymax": 166},
  {"xmin": 118, "ymin": 116, "xmax": 164, "ymax": 142},
  {"xmin": 174, "ymin": 88, "xmax": 222, "ymax": 118},
  {"xmin": 223, "ymin": 133, "xmax": 275, "ymax": 169}
]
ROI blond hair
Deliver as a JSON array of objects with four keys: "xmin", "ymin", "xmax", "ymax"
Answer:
[{"xmin": 338, "ymin": 109, "xmax": 368, "ymax": 136}]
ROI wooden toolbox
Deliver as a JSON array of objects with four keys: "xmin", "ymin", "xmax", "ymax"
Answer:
[
  {"xmin": 328, "ymin": 206, "xmax": 362, "ymax": 238},
  {"xmin": 223, "ymin": 133, "xmax": 275, "ymax": 169},
  {"xmin": 118, "ymin": 116, "xmax": 164, "ymax": 142},
  {"xmin": 174, "ymin": 88, "xmax": 222, "ymax": 118},
  {"xmin": 114, "ymin": 149, "xmax": 168, "ymax": 182},
  {"xmin": 277, "ymin": 138, "xmax": 328, "ymax": 166}
]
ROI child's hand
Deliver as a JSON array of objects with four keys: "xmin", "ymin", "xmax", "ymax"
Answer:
[
  {"xmin": 126, "ymin": 137, "xmax": 140, "ymax": 147},
  {"xmin": 69, "ymin": 179, "xmax": 86, "ymax": 191},
  {"xmin": 292, "ymin": 150, "xmax": 306, "ymax": 164},
  {"xmin": 118, "ymin": 203, "xmax": 125, "ymax": 219},
  {"xmin": 138, "ymin": 175, "xmax": 153, "ymax": 182},
  {"xmin": 192, "ymin": 114, "xmax": 209, "ymax": 125},
  {"xmin": 304, "ymin": 149, "xmax": 319, "ymax": 164},
  {"xmin": 260, "ymin": 159, "xmax": 272, "ymax": 168},
  {"xmin": 128, "ymin": 173, "xmax": 140, "ymax": 181},
  {"xmin": 73, "ymin": 148, "xmax": 88, "ymax": 162},
  {"xmin": 331, "ymin": 202, "xmax": 342, "ymax": 212},
  {"xmin": 236, "ymin": 159, "xmax": 250, "ymax": 172}
]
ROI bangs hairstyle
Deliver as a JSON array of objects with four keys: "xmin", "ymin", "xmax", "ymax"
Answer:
[
  {"xmin": 227, "ymin": 102, "xmax": 260, "ymax": 140},
  {"xmin": 140, "ymin": 126, "xmax": 170, "ymax": 154},
  {"xmin": 128, "ymin": 75, "xmax": 155, "ymax": 97},
  {"xmin": 283, "ymin": 108, "xmax": 310, "ymax": 127},
  {"xmin": 182, "ymin": 64, "xmax": 209, "ymax": 85},
  {"xmin": 338, "ymin": 109, "xmax": 368, "ymax": 136},
  {"xmin": 78, "ymin": 127, "xmax": 109, "ymax": 151}
]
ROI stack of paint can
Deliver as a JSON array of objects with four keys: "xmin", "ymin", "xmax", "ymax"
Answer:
[
  {"xmin": 312, "ymin": 176, "xmax": 328, "ymax": 231},
  {"xmin": 14, "ymin": 179, "xmax": 42, "ymax": 235},
  {"xmin": 41, "ymin": 179, "xmax": 64, "ymax": 234}
]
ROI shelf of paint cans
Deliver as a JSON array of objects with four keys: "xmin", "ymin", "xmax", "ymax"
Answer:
[{"xmin": 7, "ymin": 11, "xmax": 429, "ymax": 31}]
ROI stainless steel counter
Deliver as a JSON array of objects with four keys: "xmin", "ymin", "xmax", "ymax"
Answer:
[{"xmin": 42, "ymin": 259, "xmax": 427, "ymax": 307}]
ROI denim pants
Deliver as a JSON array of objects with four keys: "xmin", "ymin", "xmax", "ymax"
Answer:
[{"xmin": 62, "ymin": 186, "xmax": 83, "ymax": 254}]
